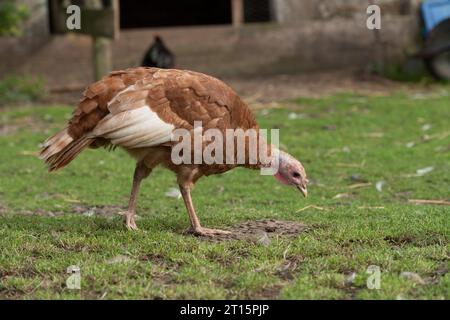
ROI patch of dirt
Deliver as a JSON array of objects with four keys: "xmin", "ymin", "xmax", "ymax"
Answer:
[
  {"xmin": 248, "ymin": 284, "xmax": 284, "ymax": 300},
  {"xmin": 200, "ymin": 219, "xmax": 308, "ymax": 242},
  {"xmin": 0, "ymin": 265, "xmax": 39, "ymax": 279},
  {"xmin": 0, "ymin": 116, "xmax": 48, "ymax": 136},
  {"xmin": 138, "ymin": 253, "xmax": 167, "ymax": 264},
  {"xmin": 0, "ymin": 124, "xmax": 18, "ymax": 136},
  {"xmin": 231, "ymin": 71, "xmax": 403, "ymax": 104},
  {"xmin": 384, "ymin": 234, "xmax": 447, "ymax": 247},
  {"xmin": 0, "ymin": 287, "xmax": 26, "ymax": 299},
  {"xmin": 426, "ymin": 263, "xmax": 448, "ymax": 285},
  {"xmin": 71, "ymin": 204, "xmax": 123, "ymax": 217},
  {"xmin": 47, "ymin": 71, "xmax": 403, "ymax": 106},
  {"xmin": 18, "ymin": 208, "xmax": 64, "ymax": 217},
  {"xmin": 54, "ymin": 241, "xmax": 93, "ymax": 253},
  {"xmin": 13, "ymin": 204, "xmax": 123, "ymax": 217}
]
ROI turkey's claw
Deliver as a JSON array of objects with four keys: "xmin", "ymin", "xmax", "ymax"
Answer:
[{"xmin": 119, "ymin": 211, "xmax": 139, "ymax": 231}]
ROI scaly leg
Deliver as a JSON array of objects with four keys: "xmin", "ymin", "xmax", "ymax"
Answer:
[
  {"xmin": 122, "ymin": 162, "xmax": 151, "ymax": 230},
  {"xmin": 179, "ymin": 184, "xmax": 230, "ymax": 237}
]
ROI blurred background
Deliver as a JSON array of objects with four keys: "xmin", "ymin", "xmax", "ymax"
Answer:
[{"xmin": 1, "ymin": 0, "xmax": 449, "ymax": 106}]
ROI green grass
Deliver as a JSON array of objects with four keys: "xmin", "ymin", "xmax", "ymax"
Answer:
[{"xmin": 0, "ymin": 90, "xmax": 449, "ymax": 299}]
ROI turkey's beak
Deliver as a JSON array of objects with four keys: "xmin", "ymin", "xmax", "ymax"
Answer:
[{"xmin": 297, "ymin": 185, "xmax": 308, "ymax": 198}]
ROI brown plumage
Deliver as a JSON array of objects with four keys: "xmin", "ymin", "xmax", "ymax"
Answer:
[{"xmin": 40, "ymin": 67, "xmax": 308, "ymax": 236}]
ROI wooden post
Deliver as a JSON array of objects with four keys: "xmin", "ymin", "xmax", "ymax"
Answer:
[
  {"xmin": 49, "ymin": 0, "xmax": 119, "ymax": 80},
  {"xmin": 93, "ymin": 36, "xmax": 112, "ymax": 81},
  {"xmin": 368, "ymin": 0, "xmax": 383, "ymax": 68},
  {"xmin": 232, "ymin": 0, "xmax": 244, "ymax": 28},
  {"xmin": 87, "ymin": 0, "xmax": 115, "ymax": 80}
]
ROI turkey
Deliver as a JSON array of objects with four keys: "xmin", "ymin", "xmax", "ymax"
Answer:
[
  {"xmin": 39, "ymin": 68, "xmax": 308, "ymax": 236},
  {"xmin": 141, "ymin": 36, "xmax": 175, "ymax": 69}
]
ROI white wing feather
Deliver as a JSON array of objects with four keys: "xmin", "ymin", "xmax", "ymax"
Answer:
[{"xmin": 90, "ymin": 106, "xmax": 174, "ymax": 148}]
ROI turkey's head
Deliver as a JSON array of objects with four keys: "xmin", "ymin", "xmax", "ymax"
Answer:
[{"xmin": 274, "ymin": 150, "xmax": 308, "ymax": 197}]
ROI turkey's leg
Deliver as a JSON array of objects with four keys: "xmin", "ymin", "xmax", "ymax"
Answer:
[
  {"xmin": 123, "ymin": 162, "xmax": 151, "ymax": 230},
  {"xmin": 179, "ymin": 185, "xmax": 230, "ymax": 236}
]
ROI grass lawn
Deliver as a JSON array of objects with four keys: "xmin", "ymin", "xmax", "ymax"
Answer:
[{"xmin": 0, "ymin": 90, "xmax": 449, "ymax": 299}]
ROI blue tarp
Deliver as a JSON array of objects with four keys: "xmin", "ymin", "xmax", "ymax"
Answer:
[{"xmin": 422, "ymin": 0, "xmax": 450, "ymax": 34}]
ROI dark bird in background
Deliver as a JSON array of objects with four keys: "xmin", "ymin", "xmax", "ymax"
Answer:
[{"xmin": 141, "ymin": 35, "xmax": 175, "ymax": 69}]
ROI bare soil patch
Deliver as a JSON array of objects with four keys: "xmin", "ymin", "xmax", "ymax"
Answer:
[
  {"xmin": 248, "ymin": 284, "xmax": 284, "ymax": 299},
  {"xmin": 0, "ymin": 116, "xmax": 48, "ymax": 136},
  {"xmin": 10, "ymin": 204, "xmax": 123, "ymax": 217},
  {"xmin": 71, "ymin": 204, "xmax": 123, "ymax": 217},
  {"xmin": 47, "ymin": 70, "xmax": 404, "ymax": 107},
  {"xmin": 199, "ymin": 219, "xmax": 308, "ymax": 242}
]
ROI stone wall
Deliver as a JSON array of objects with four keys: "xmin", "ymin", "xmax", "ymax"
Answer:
[
  {"xmin": 270, "ymin": 0, "xmax": 422, "ymax": 67},
  {"xmin": 0, "ymin": 0, "xmax": 424, "ymax": 83},
  {"xmin": 273, "ymin": 0, "xmax": 421, "ymax": 23}
]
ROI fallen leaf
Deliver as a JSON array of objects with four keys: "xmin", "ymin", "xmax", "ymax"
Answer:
[
  {"xmin": 288, "ymin": 113, "xmax": 305, "ymax": 120},
  {"xmin": 408, "ymin": 199, "xmax": 450, "ymax": 205},
  {"xmin": 375, "ymin": 181, "xmax": 385, "ymax": 192},
  {"xmin": 348, "ymin": 182, "xmax": 372, "ymax": 189},
  {"xmin": 83, "ymin": 210, "xmax": 95, "ymax": 217},
  {"xmin": 333, "ymin": 193, "xmax": 350, "ymax": 199},
  {"xmin": 20, "ymin": 151, "xmax": 39, "ymax": 156},
  {"xmin": 296, "ymin": 205, "xmax": 327, "ymax": 212},
  {"xmin": 416, "ymin": 166, "xmax": 434, "ymax": 176},
  {"xmin": 165, "ymin": 187, "xmax": 181, "ymax": 199}
]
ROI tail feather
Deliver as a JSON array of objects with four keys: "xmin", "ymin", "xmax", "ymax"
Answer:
[
  {"xmin": 39, "ymin": 128, "xmax": 93, "ymax": 171},
  {"xmin": 39, "ymin": 128, "xmax": 73, "ymax": 161}
]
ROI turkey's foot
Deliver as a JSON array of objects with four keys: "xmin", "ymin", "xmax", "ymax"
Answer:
[
  {"xmin": 188, "ymin": 226, "xmax": 231, "ymax": 237},
  {"xmin": 119, "ymin": 211, "xmax": 139, "ymax": 230}
]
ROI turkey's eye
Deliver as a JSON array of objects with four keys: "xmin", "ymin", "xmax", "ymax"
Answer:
[{"xmin": 292, "ymin": 172, "xmax": 300, "ymax": 178}]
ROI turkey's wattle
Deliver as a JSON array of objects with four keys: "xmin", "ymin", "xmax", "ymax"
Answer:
[{"xmin": 39, "ymin": 67, "xmax": 308, "ymax": 236}]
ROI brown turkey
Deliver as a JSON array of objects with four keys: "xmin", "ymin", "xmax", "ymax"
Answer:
[{"xmin": 40, "ymin": 68, "xmax": 308, "ymax": 236}]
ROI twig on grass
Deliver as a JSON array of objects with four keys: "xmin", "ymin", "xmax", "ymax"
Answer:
[
  {"xmin": 348, "ymin": 182, "xmax": 372, "ymax": 189},
  {"xmin": 408, "ymin": 199, "xmax": 450, "ymax": 205},
  {"xmin": 336, "ymin": 160, "xmax": 366, "ymax": 168},
  {"xmin": 296, "ymin": 205, "xmax": 327, "ymax": 213}
]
